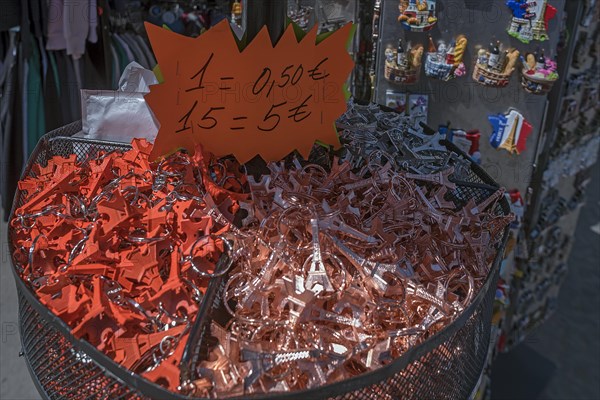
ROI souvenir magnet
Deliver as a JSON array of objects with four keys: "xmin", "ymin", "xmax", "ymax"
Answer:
[
  {"xmin": 231, "ymin": 0, "xmax": 243, "ymax": 27},
  {"xmin": 445, "ymin": 128, "xmax": 481, "ymax": 164},
  {"xmin": 408, "ymin": 94, "xmax": 429, "ymax": 129},
  {"xmin": 385, "ymin": 90, "xmax": 407, "ymax": 114},
  {"xmin": 520, "ymin": 50, "xmax": 558, "ymax": 94},
  {"xmin": 506, "ymin": 0, "xmax": 557, "ymax": 43},
  {"xmin": 288, "ymin": 4, "xmax": 313, "ymax": 30},
  {"xmin": 473, "ymin": 40, "xmax": 520, "ymax": 87},
  {"xmin": 488, "ymin": 108, "xmax": 533, "ymax": 154},
  {"xmin": 507, "ymin": 189, "xmax": 524, "ymax": 229},
  {"xmin": 425, "ymin": 35, "xmax": 468, "ymax": 81},
  {"xmin": 398, "ymin": 0, "xmax": 437, "ymax": 32},
  {"xmin": 384, "ymin": 40, "xmax": 424, "ymax": 84}
]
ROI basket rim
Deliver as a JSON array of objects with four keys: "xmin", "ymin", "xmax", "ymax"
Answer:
[
  {"xmin": 520, "ymin": 69, "xmax": 558, "ymax": 83},
  {"xmin": 473, "ymin": 63, "xmax": 512, "ymax": 79},
  {"xmin": 9, "ymin": 120, "xmax": 511, "ymax": 400},
  {"xmin": 385, "ymin": 63, "xmax": 420, "ymax": 74}
]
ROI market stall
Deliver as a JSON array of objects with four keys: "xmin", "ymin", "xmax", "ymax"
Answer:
[{"xmin": 3, "ymin": 0, "xmax": 597, "ymax": 399}]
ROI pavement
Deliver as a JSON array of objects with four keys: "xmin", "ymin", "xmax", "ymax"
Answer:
[{"xmin": 0, "ymin": 163, "xmax": 599, "ymax": 400}]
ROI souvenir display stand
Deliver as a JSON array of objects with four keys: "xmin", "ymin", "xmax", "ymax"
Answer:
[
  {"xmin": 372, "ymin": 5, "xmax": 565, "ymax": 371},
  {"xmin": 372, "ymin": 0, "xmax": 566, "ymax": 198},
  {"xmin": 7, "ymin": 0, "xmax": 597, "ymax": 398},
  {"xmin": 371, "ymin": 1, "xmax": 599, "ymax": 398}
]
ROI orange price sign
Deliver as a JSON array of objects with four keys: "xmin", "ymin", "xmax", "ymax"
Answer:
[{"xmin": 145, "ymin": 21, "xmax": 355, "ymax": 163}]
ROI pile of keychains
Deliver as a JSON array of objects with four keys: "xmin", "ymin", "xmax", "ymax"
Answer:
[
  {"xmin": 187, "ymin": 103, "xmax": 512, "ymax": 396},
  {"xmin": 11, "ymin": 139, "xmax": 247, "ymax": 390},
  {"xmin": 10, "ymin": 103, "xmax": 511, "ymax": 396}
]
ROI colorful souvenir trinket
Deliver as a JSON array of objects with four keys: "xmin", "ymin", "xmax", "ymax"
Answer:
[
  {"xmin": 443, "ymin": 127, "xmax": 482, "ymax": 164},
  {"xmin": 473, "ymin": 40, "xmax": 520, "ymax": 87},
  {"xmin": 424, "ymin": 35, "xmax": 468, "ymax": 81},
  {"xmin": 398, "ymin": 0, "xmax": 437, "ymax": 32},
  {"xmin": 506, "ymin": 0, "xmax": 557, "ymax": 43},
  {"xmin": 231, "ymin": 0, "xmax": 242, "ymax": 26},
  {"xmin": 384, "ymin": 39, "xmax": 424, "ymax": 84},
  {"xmin": 520, "ymin": 49, "xmax": 559, "ymax": 94},
  {"xmin": 488, "ymin": 108, "xmax": 533, "ymax": 154}
]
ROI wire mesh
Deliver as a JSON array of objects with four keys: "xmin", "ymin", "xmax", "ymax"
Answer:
[
  {"xmin": 18, "ymin": 291, "xmax": 149, "ymax": 400},
  {"xmin": 10, "ymin": 121, "xmax": 510, "ymax": 400}
]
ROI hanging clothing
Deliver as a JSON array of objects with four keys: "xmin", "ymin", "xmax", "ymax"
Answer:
[
  {"xmin": 47, "ymin": 0, "xmax": 93, "ymax": 59},
  {"xmin": 54, "ymin": 50, "xmax": 77, "ymax": 123},
  {"xmin": 109, "ymin": 43, "xmax": 120, "ymax": 88},
  {"xmin": 0, "ymin": 1, "xmax": 20, "ymax": 32},
  {"xmin": 0, "ymin": 31, "xmax": 20, "ymax": 206},
  {"xmin": 46, "ymin": 0, "xmax": 66, "ymax": 51},
  {"xmin": 44, "ymin": 51, "xmax": 63, "ymax": 131},
  {"xmin": 64, "ymin": 0, "xmax": 90, "ymax": 58},
  {"xmin": 26, "ymin": 36, "xmax": 45, "ymax": 156},
  {"xmin": 22, "ymin": 58, "xmax": 29, "ymax": 159},
  {"xmin": 135, "ymin": 33, "xmax": 156, "ymax": 67},
  {"xmin": 88, "ymin": 0, "xmax": 99, "ymax": 44},
  {"xmin": 1, "ymin": 0, "xmax": 162, "ymax": 217},
  {"xmin": 113, "ymin": 33, "xmax": 135, "ymax": 64},
  {"xmin": 1, "ymin": 33, "xmax": 25, "ymax": 219},
  {"xmin": 111, "ymin": 34, "xmax": 128, "ymax": 75},
  {"xmin": 122, "ymin": 32, "xmax": 149, "ymax": 69}
]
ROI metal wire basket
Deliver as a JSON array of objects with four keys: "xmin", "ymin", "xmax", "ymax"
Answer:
[{"xmin": 9, "ymin": 121, "xmax": 510, "ymax": 400}]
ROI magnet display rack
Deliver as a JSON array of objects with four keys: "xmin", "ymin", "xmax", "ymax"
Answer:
[
  {"xmin": 504, "ymin": 0, "xmax": 600, "ymax": 352},
  {"xmin": 372, "ymin": 0, "xmax": 565, "ymax": 200},
  {"xmin": 368, "ymin": 0, "xmax": 599, "ymax": 398}
]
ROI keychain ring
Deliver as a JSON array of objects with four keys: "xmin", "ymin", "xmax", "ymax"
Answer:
[{"xmin": 189, "ymin": 235, "xmax": 233, "ymax": 278}]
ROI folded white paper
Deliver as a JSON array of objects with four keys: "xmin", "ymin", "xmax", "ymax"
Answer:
[{"xmin": 79, "ymin": 62, "xmax": 160, "ymax": 143}]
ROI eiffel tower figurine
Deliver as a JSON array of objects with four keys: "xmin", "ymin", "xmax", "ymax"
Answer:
[{"xmin": 498, "ymin": 113, "xmax": 520, "ymax": 153}]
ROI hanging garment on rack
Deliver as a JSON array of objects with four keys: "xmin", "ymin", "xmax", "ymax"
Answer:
[
  {"xmin": 22, "ymin": 58, "xmax": 29, "ymax": 159},
  {"xmin": 44, "ymin": 51, "xmax": 63, "ymax": 131},
  {"xmin": 89, "ymin": 0, "xmax": 99, "ymax": 43},
  {"xmin": 29, "ymin": 0, "xmax": 46, "ymax": 41},
  {"xmin": 66, "ymin": 55, "xmax": 82, "ymax": 120},
  {"xmin": 133, "ymin": 33, "xmax": 156, "ymax": 67},
  {"xmin": 113, "ymin": 33, "xmax": 135, "ymax": 64},
  {"xmin": 1, "ymin": 33, "xmax": 25, "ymax": 220},
  {"xmin": 2, "ymin": 0, "xmax": 166, "ymax": 217},
  {"xmin": 83, "ymin": 36, "xmax": 111, "ymax": 89},
  {"xmin": 47, "ymin": 0, "xmax": 98, "ymax": 59},
  {"xmin": 0, "ymin": 1, "xmax": 20, "ymax": 32},
  {"xmin": 111, "ymin": 34, "xmax": 128, "ymax": 75},
  {"xmin": 53, "ymin": 50, "xmax": 81, "ymax": 122},
  {"xmin": 26, "ymin": 36, "xmax": 46, "ymax": 156},
  {"xmin": 64, "ymin": 0, "xmax": 91, "ymax": 58},
  {"xmin": 37, "ymin": 37, "xmax": 48, "ymax": 84},
  {"xmin": 0, "ymin": 31, "xmax": 20, "ymax": 185},
  {"xmin": 46, "ymin": 0, "xmax": 67, "ymax": 51},
  {"xmin": 122, "ymin": 32, "xmax": 149, "ymax": 69},
  {"xmin": 109, "ymin": 43, "xmax": 120, "ymax": 88},
  {"xmin": 94, "ymin": 0, "xmax": 116, "ymax": 88}
]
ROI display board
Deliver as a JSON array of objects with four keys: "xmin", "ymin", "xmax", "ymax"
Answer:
[
  {"xmin": 504, "ymin": 0, "xmax": 600, "ymax": 351},
  {"xmin": 371, "ymin": 2, "xmax": 595, "ymax": 397},
  {"xmin": 373, "ymin": 0, "xmax": 565, "ymax": 196}
]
